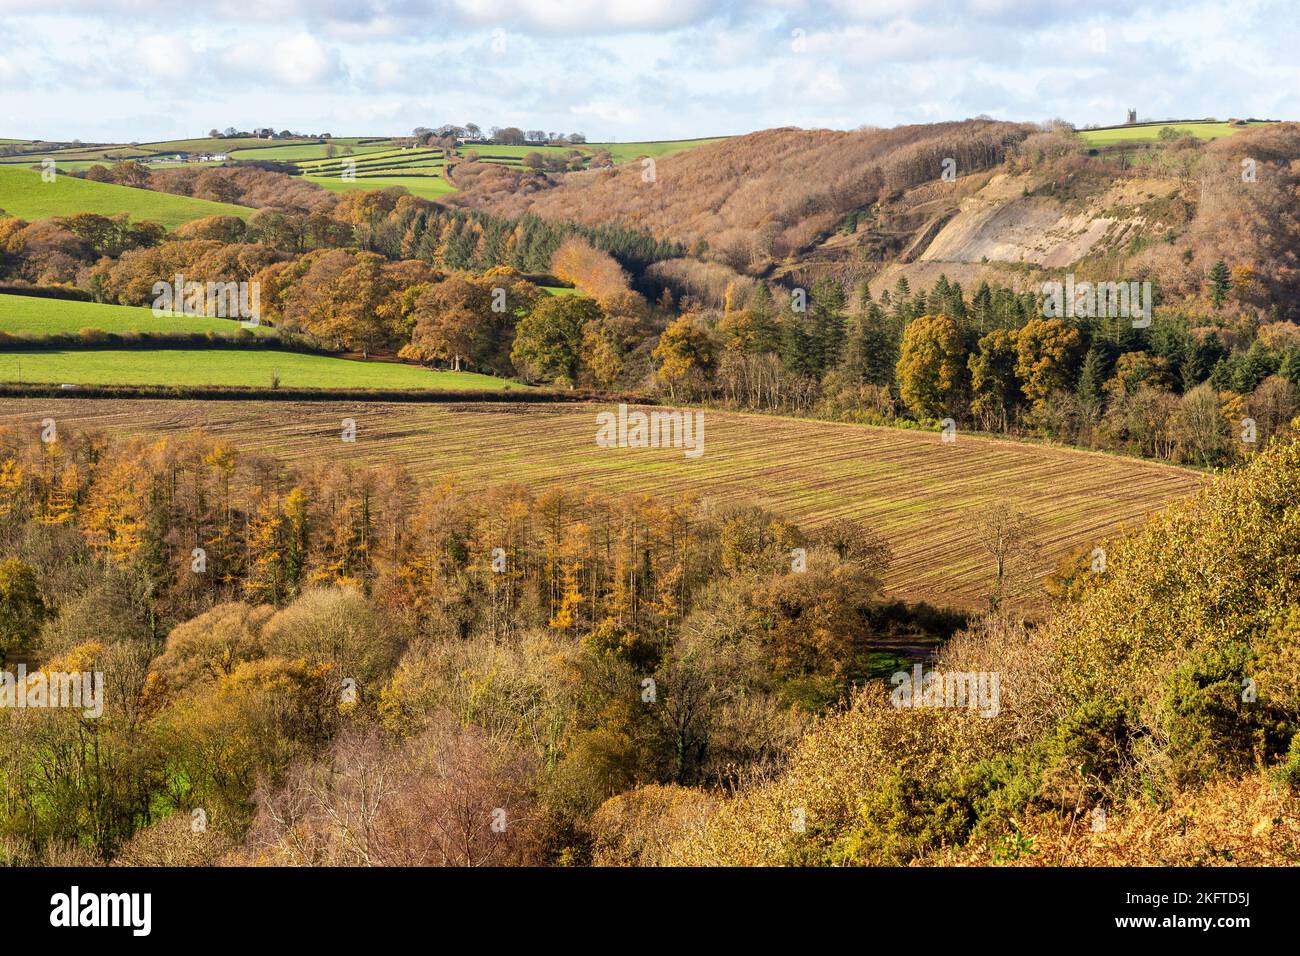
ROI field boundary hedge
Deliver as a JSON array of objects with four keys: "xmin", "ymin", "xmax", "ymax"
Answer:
[
  {"xmin": 0, "ymin": 284, "xmax": 95, "ymax": 302},
  {"xmin": 0, "ymin": 330, "xmax": 334, "ymax": 353}
]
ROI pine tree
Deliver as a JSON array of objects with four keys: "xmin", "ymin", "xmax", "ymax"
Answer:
[
  {"xmin": 1278, "ymin": 348, "xmax": 1300, "ymax": 386},
  {"xmin": 811, "ymin": 277, "xmax": 847, "ymax": 374},
  {"xmin": 972, "ymin": 281, "xmax": 993, "ymax": 332},
  {"xmin": 946, "ymin": 280, "xmax": 967, "ymax": 322},
  {"xmin": 779, "ymin": 310, "xmax": 816, "ymax": 377},
  {"xmin": 855, "ymin": 279, "xmax": 873, "ymax": 311},
  {"xmin": 1077, "ymin": 346, "xmax": 1107, "ymax": 409},
  {"xmin": 857, "ymin": 304, "xmax": 899, "ymax": 387},
  {"xmin": 1208, "ymin": 260, "xmax": 1231, "ymax": 310}
]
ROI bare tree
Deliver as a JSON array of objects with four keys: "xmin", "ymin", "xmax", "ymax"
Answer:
[
  {"xmin": 246, "ymin": 723, "xmax": 540, "ymax": 866},
  {"xmin": 972, "ymin": 503, "xmax": 1040, "ymax": 614}
]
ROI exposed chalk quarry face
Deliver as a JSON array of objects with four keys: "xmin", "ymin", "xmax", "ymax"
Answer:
[{"xmin": 918, "ymin": 173, "xmax": 1183, "ymax": 267}]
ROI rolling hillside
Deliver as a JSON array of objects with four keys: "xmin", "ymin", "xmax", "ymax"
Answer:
[
  {"xmin": 454, "ymin": 119, "xmax": 1298, "ymax": 315},
  {"xmin": 289, "ymin": 138, "xmax": 722, "ymax": 198},
  {"xmin": 0, "ymin": 164, "xmax": 254, "ymax": 228},
  {"xmin": 449, "ymin": 121, "xmax": 1035, "ymax": 269},
  {"xmin": 864, "ymin": 122, "xmax": 1300, "ymax": 309},
  {"xmin": 1, "ymin": 133, "xmax": 728, "ymax": 210},
  {"xmin": 0, "ymin": 293, "xmax": 276, "ymax": 337}
]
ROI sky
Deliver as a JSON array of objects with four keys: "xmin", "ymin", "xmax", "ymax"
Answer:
[{"xmin": 1, "ymin": 0, "xmax": 1297, "ymax": 143}]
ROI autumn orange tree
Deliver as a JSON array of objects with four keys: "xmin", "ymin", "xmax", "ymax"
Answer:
[
  {"xmin": 896, "ymin": 313, "xmax": 967, "ymax": 419},
  {"xmin": 1015, "ymin": 317, "xmax": 1082, "ymax": 411},
  {"xmin": 653, "ymin": 314, "xmax": 717, "ymax": 400},
  {"xmin": 402, "ymin": 270, "xmax": 540, "ymax": 373}
]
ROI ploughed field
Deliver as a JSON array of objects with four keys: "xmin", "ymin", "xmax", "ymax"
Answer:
[{"xmin": 0, "ymin": 398, "xmax": 1203, "ymax": 609}]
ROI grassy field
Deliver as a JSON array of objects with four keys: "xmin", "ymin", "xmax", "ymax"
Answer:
[
  {"xmin": 0, "ymin": 135, "xmax": 736, "ymax": 204},
  {"xmin": 589, "ymin": 138, "xmax": 726, "ymax": 163},
  {"xmin": 136, "ymin": 137, "xmax": 314, "ymax": 154},
  {"xmin": 0, "ymin": 399, "xmax": 1202, "ymax": 608},
  {"xmin": 0, "ymin": 146, "xmax": 153, "ymax": 165},
  {"xmin": 0, "ymin": 165, "xmax": 253, "ymax": 228},
  {"xmin": 228, "ymin": 143, "xmax": 394, "ymax": 162},
  {"xmin": 288, "ymin": 138, "xmax": 725, "ymax": 196},
  {"xmin": 0, "ymin": 350, "xmax": 526, "ymax": 390},
  {"xmin": 299, "ymin": 146, "xmax": 437, "ymax": 166},
  {"xmin": 1077, "ymin": 121, "xmax": 1275, "ymax": 147},
  {"xmin": 300, "ymin": 148, "xmax": 447, "ymax": 183},
  {"xmin": 0, "ymin": 294, "xmax": 280, "ymax": 337},
  {"xmin": 464, "ymin": 144, "xmax": 577, "ymax": 158},
  {"xmin": 305, "ymin": 172, "xmax": 457, "ymax": 199},
  {"xmin": 0, "ymin": 137, "xmax": 396, "ymax": 170},
  {"xmin": 0, "ymin": 159, "xmax": 168, "ymax": 173}
]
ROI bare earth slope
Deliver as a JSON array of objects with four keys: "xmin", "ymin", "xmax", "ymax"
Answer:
[{"xmin": 917, "ymin": 173, "xmax": 1181, "ymax": 267}]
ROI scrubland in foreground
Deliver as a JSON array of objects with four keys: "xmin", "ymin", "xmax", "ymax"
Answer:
[{"xmin": 0, "ymin": 419, "xmax": 1292, "ymax": 867}]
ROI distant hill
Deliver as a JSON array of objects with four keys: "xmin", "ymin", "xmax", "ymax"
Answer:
[
  {"xmin": 449, "ymin": 121, "xmax": 1033, "ymax": 272},
  {"xmin": 447, "ymin": 120, "xmax": 1300, "ymax": 315},
  {"xmin": 0, "ymin": 133, "xmax": 727, "ymax": 211}
]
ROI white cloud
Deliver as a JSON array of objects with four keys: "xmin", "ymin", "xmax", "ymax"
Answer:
[
  {"xmin": 138, "ymin": 35, "xmax": 197, "ymax": 81},
  {"xmin": 0, "ymin": 55, "xmax": 20, "ymax": 85},
  {"xmin": 0, "ymin": 0, "xmax": 1296, "ymax": 141},
  {"xmin": 270, "ymin": 32, "xmax": 346, "ymax": 86},
  {"xmin": 449, "ymin": 0, "xmax": 716, "ymax": 34},
  {"xmin": 569, "ymin": 99, "xmax": 640, "ymax": 125}
]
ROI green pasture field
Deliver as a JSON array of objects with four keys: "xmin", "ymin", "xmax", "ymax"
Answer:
[
  {"xmin": 304, "ymin": 156, "xmax": 446, "ymax": 177},
  {"xmin": 228, "ymin": 143, "xmax": 393, "ymax": 162},
  {"xmin": 0, "ymin": 147, "xmax": 152, "ymax": 166},
  {"xmin": 305, "ymin": 173, "xmax": 456, "ymax": 199},
  {"xmin": 587, "ymin": 138, "xmax": 725, "ymax": 162},
  {"xmin": 0, "ymin": 159, "xmax": 136, "ymax": 173},
  {"xmin": 298, "ymin": 147, "xmax": 442, "ymax": 170},
  {"xmin": 1077, "ymin": 121, "xmax": 1275, "ymax": 147},
  {"xmin": 0, "ymin": 294, "xmax": 276, "ymax": 337},
  {"xmin": 0, "ymin": 164, "xmax": 254, "ymax": 229},
  {"xmin": 463, "ymin": 144, "xmax": 579, "ymax": 158},
  {"xmin": 135, "ymin": 137, "xmax": 309, "ymax": 154},
  {"xmin": 327, "ymin": 137, "xmax": 392, "ymax": 146},
  {"xmin": 0, "ymin": 349, "xmax": 527, "ymax": 390}
]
